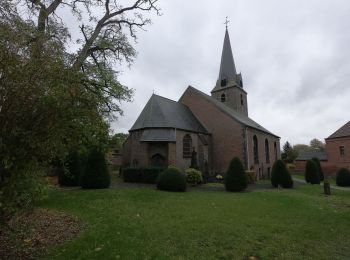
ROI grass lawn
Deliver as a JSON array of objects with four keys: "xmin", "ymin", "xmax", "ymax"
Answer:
[
  {"xmin": 292, "ymin": 174, "xmax": 305, "ymax": 181},
  {"xmin": 38, "ymin": 183, "xmax": 350, "ymax": 260}
]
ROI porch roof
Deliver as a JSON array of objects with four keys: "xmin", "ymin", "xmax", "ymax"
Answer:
[{"xmin": 140, "ymin": 129, "xmax": 176, "ymax": 142}]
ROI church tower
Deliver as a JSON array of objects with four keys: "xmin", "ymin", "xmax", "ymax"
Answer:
[{"xmin": 211, "ymin": 27, "xmax": 248, "ymax": 116}]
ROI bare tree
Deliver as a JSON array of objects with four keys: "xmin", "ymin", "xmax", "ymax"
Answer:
[{"xmin": 15, "ymin": 0, "xmax": 160, "ymax": 115}]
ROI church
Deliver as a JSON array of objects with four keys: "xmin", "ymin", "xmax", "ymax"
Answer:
[{"xmin": 123, "ymin": 28, "xmax": 280, "ymax": 179}]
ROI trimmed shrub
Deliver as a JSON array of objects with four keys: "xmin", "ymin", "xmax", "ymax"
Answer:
[
  {"xmin": 305, "ymin": 160, "xmax": 320, "ymax": 184},
  {"xmin": 271, "ymin": 160, "xmax": 293, "ymax": 188},
  {"xmin": 80, "ymin": 148, "xmax": 110, "ymax": 189},
  {"xmin": 58, "ymin": 151, "xmax": 82, "ymax": 186},
  {"xmin": 225, "ymin": 157, "xmax": 247, "ymax": 192},
  {"xmin": 336, "ymin": 168, "xmax": 350, "ymax": 187},
  {"xmin": 157, "ymin": 167, "xmax": 186, "ymax": 192},
  {"xmin": 122, "ymin": 167, "xmax": 143, "ymax": 183},
  {"xmin": 185, "ymin": 168, "xmax": 203, "ymax": 185},
  {"xmin": 143, "ymin": 167, "xmax": 165, "ymax": 184},
  {"xmin": 311, "ymin": 157, "xmax": 324, "ymax": 181}
]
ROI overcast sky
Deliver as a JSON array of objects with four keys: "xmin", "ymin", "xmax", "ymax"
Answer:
[{"xmin": 109, "ymin": 0, "xmax": 350, "ymax": 146}]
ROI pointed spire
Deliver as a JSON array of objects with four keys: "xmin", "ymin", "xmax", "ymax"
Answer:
[{"xmin": 218, "ymin": 28, "xmax": 237, "ymax": 81}]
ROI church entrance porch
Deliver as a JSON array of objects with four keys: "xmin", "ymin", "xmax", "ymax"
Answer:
[{"xmin": 148, "ymin": 142, "xmax": 169, "ymax": 167}]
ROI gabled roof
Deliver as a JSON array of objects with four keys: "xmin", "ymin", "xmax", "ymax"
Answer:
[
  {"xmin": 326, "ymin": 121, "xmax": 350, "ymax": 139},
  {"xmin": 295, "ymin": 150, "xmax": 327, "ymax": 161},
  {"xmin": 182, "ymin": 86, "xmax": 279, "ymax": 138},
  {"xmin": 130, "ymin": 94, "xmax": 208, "ymax": 134},
  {"xmin": 218, "ymin": 29, "xmax": 237, "ymax": 81}
]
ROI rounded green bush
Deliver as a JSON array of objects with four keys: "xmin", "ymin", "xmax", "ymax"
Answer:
[
  {"xmin": 185, "ymin": 168, "xmax": 203, "ymax": 185},
  {"xmin": 336, "ymin": 168, "xmax": 350, "ymax": 187},
  {"xmin": 311, "ymin": 157, "xmax": 324, "ymax": 181},
  {"xmin": 80, "ymin": 148, "xmax": 110, "ymax": 189},
  {"xmin": 271, "ymin": 159, "xmax": 293, "ymax": 188},
  {"xmin": 225, "ymin": 157, "xmax": 247, "ymax": 192},
  {"xmin": 157, "ymin": 167, "xmax": 186, "ymax": 192},
  {"xmin": 305, "ymin": 160, "xmax": 320, "ymax": 184},
  {"xmin": 58, "ymin": 151, "xmax": 82, "ymax": 186}
]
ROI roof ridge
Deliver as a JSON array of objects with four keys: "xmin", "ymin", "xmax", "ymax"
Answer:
[
  {"xmin": 183, "ymin": 86, "xmax": 279, "ymax": 137},
  {"xmin": 326, "ymin": 121, "xmax": 350, "ymax": 139},
  {"xmin": 130, "ymin": 91, "xmax": 208, "ymax": 133},
  {"xmin": 152, "ymin": 93, "xmax": 178, "ymax": 104}
]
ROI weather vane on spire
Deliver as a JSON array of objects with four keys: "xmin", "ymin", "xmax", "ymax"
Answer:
[{"xmin": 224, "ymin": 16, "xmax": 229, "ymax": 29}]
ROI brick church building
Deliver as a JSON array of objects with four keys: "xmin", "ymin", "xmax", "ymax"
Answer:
[{"xmin": 123, "ymin": 28, "xmax": 280, "ymax": 179}]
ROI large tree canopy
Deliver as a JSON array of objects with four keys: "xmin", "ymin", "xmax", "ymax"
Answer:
[
  {"xmin": 10, "ymin": 0, "xmax": 159, "ymax": 116},
  {"xmin": 0, "ymin": 0, "xmax": 160, "ymax": 217}
]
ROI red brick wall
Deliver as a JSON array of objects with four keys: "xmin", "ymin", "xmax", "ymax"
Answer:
[
  {"xmin": 122, "ymin": 131, "xmax": 149, "ymax": 166},
  {"xmin": 180, "ymin": 88, "xmax": 245, "ymax": 174},
  {"xmin": 325, "ymin": 137, "xmax": 350, "ymax": 170},
  {"xmin": 295, "ymin": 160, "xmax": 335, "ymax": 175},
  {"xmin": 122, "ymin": 129, "xmax": 210, "ymax": 170},
  {"xmin": 122, "ymin": 136, "xmax": 131, "ymax": 166},
  {"xmin": 180, "ymin": 87, "xmax": 280, "ymax": 177},
  {"xmin": 247, "ymin": 129, "xmax": 280, "ymax": 179}
]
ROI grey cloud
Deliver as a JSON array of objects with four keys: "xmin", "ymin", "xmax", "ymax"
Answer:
[{"xmin": 109, "ymin": 0, "xmax": 350, "ymax": 146}]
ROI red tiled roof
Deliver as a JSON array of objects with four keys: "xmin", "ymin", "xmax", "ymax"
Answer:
[{"xmin": 326, "ymin": 121, "xmax": 350, "ymax": 139}]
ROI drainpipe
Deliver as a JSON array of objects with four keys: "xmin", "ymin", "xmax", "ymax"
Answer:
[{"xmin": 245, "ymin": 127, "xmax": 249, "ymax": 170}]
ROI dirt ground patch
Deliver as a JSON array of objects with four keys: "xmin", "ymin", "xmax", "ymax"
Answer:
[{"xmin": 0, "ymin": 208, "xmax": 84, "ymax": 260}]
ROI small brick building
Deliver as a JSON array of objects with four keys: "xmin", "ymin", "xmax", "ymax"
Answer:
[
  {"xmin": 123, "ymin": 28, "xmax": 280, "ymax": 178},
  {"xmin": 325, "ymin": 121, "xmax": 350, "ymax": 171},
  {"xmin": 294, "ymin": 150, "xmax": 328, "ymax": 173}
]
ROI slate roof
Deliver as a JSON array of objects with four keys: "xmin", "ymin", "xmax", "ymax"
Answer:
[
  {"xmin": 295, "ymin": 150, "xmax": 328, "ymax": 161},
  {"xmin": 130, "ymin": 94, "xmax": 208, "ymax": 134},
  {"xmin": 183, "ymin": 86, "xmax": 279, "ymax": 137},
  {"xmin": 140, "ymin": 129, "xmax": 176, "ymax": 142},
  {"xmin": 326, "ymin": 121, "xmax": 350, "ymax": 139},
  {"xmin": 211, "ymin": 29, "xmax": 241, "ymax": 93},
  {"xmin": 218, "ymin": 29, "xmax": 237, "ymax": 82}
]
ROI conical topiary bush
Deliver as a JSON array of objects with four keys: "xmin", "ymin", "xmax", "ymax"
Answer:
[
  {"xmin": 271, "ymin": 159, "xmax": 293, "ymax": 188},
  {"xmin": 311, "ymin": 157, "xmax": 324, "ymax": 181},
  {"xmin": 305, "ymin": 160, "xmax": 320, "ymax": 184},
  {"xmin": 336, "ymin": 168, "xmax": 350, "ymax": 187},
  {"xmin": 225, "ymin": 157, "xmax": 247, "ymax": 192},
  {"xmin": 80, "ymin": 148, "xmax": 110, "ymax": 189}
]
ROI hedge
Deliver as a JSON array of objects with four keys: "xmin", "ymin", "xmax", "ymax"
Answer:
[{"xmin": 157, "ymin": 167, "xmax": 187, "ymax": 192}]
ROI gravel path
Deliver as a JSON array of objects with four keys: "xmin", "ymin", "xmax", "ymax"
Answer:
[{"xmin": 292, "ymin": 178, "xmax": 350, "ymax": 191}]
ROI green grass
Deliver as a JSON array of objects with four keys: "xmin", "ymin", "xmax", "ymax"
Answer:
[
  {"xmin": 292, "ymin": 174, "xmax": 305, "ymax": 181},
  {"xmin": 39, "ymin": 184, "xmax": 350, "ymax": 260}
]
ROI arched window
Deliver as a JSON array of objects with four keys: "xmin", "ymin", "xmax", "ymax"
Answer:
[
  {"xmin": 221, "ymin": 94, "xmax": 226, "ymax": 102},
  {"xmin": 183, "ymin": 134, "xmax": 192, "ymax": 158},
  {"xmin": 253, "ymin": 135, "xmax": 259, "ymax": 164},
  {"xmin": 274, "ymin": 142, "xmax": 277, "ymax": 160},
  {"xmin": 265, "ymin": 139, "xmax": 270, "ymax": 163},
  {"xmin": 240, "ymin": 94, "xmax": 244, "ymax": 106}
]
